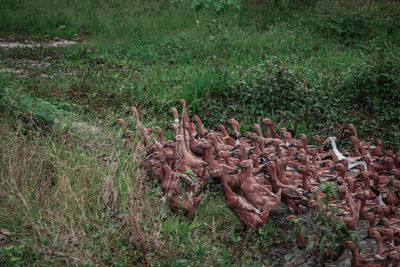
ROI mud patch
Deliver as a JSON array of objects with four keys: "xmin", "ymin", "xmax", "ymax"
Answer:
[
  {"xmin": 0, "ymin": 67, "xmax": 24, "ymax": 74},
  {"xmin": 0, "ymin": 38, "xmax": 78, "ymax": 48},
  {"xmin": 13, "ymin": 58, "xmax": 52, "ymax": 68}
]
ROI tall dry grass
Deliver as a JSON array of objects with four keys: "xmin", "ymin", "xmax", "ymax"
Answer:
[{"xmin": 0, "ymin": 120, "xmax": 172, "ymax": 265}]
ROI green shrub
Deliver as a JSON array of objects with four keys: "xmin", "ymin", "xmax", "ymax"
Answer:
[
  {"xmin": 342, "ymin": 49, "xmax": 400, "ymax": 125},
  {"xmin": 0, "ymin": 87, "xmax": 72, "ymax": 132},
  {"xmin": 313, "ymin": 1, "xmax": 400, "ymax": 43}
]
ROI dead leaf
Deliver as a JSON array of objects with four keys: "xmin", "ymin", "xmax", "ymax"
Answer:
[
  {"xmin": 56, "ymin": 25, "xmax": 66, "ymax": 31},
  {"xmin": 0, "ymin": 228, "xmax": 10, "ymax": 236}
]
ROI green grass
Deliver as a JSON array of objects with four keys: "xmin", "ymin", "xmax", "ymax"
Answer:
[{"xmin": 1, "ymin": 0, "xmax": 400, "ymax": 265}]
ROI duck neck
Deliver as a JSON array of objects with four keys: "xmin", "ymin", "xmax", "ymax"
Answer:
[
  {"xmin": 241, "ymin": 166, "xmax": 252, "ymax": 184},
  {"xmin": 374, "ymin": 145, "xmax": 382, "ymax": 156},
  {"xmin": 339, "ymin": 191, "xmax": 346, "ymax": 201},
  {"xmin": 365, "ymin": 158, "xmax": 372, "ymax": 171},
  {"xmin": 221, "ymin": 175, "xmax": 233, "ymax": 197},
  {"xmin": 223, "ymin": 155, "xmax": 235, "ymax": 167},
  {"xmin": 173, "ymin": 112, "xmax": 179, "ymax": 123},
  {"xmin": 238, "ymin": 151, "xmax": 246, "ymax": 162},
  {"xmin": 351, "ymin": 139, "xmax": 361, "ymax": 157},
  {"xmin": 121, "ymin": 122, "xmax": 129, "ymax": 134},
  {"xmin": 265, "ymin": 125, "xmax": 272, "ymax": 138},
  {"xmin": 301, "ymin": 172, "xmax": 310, "ymax": 190},
  {"xmin": 267, "ymin": 166, "xmax": 279, "ymax": 190},
  {"xmin": 203, "ymin": 146, "xmax": 220, "ymax": 170},
  {"xmin": 367, "ymin": 216, "xmax": 375, "ymax": 232},
  {"xmin": 387, "ymin": 161, "xmax": 394, "ymax": 172},
  {"xmin": 158, "ymin": 130, "xmax": 166, "ymax": 146},
  {"xmin": 362, "ymin": 175, "xmax": 370, "ymax": 189},
  {"xmin": 254, "ymin": 142, "xmax": 262, "ymax": 156},
  {"xmin": 197, "ymin": 120, "xmax": 207, "ymax": 136},
  {"xmin": 358, "ymin": 143, "xmax": 367, "ymax": 156},
  {"xmin": 349, "ymin": 245, "xmax": 360, "ymax": 266},
  {"xmin": 340, "ymin": 169, "xmax": 347, "ymax": 179},
  {"xmin": 219, "ymin": 126, "xmax": 229, "ymax": 137},
  {"xmin": 171, "ymin": 125, "xmax": 178, "ymax": 137},
  {"xmin": 270, "ymin": 122, "xmax": 275, "ymax": 136},
  {"xmin": 312, "ymin": 169, "xmax": 320, "ymax": 183},
  {"xmin": 186, "ymin": 126, "xmax": 197, "ymax": 149},
  {"xmin": 181, "ymin": 103, "xmax": 188, "ymax": 122},
  {"xmin": 178, "ymin": 139, "xmax": 191, "ymax": 158},
  {"xmin": 386, "ymin": 233, "xmax": 395, "ymax": 248},
  {"xmin": 374, "ymin": 234, "xmax": 384, "ymax": 256},
  {"xmin": 359, "ymin": 197, "xmax": 366, "ymax": 217},
  {"xmin": 161, "ymin": 162, "xmax": 172, "ymax": 181},
  {"xmin": 231, "ymin": 122, "xmax": 240, "ymax": 134},
  {"xmin": 302, "ymin": 139, "xmax": 308, "ymax": 151},
  {"xmin": 312, "ymin": 153, "xmax": 317, "ymax": 166},
  {"xmin": 142, "ymin": 133, "xmax": 150, "ymax": 146},
  {"xmin": 252, "ymin": 159, "xmax": 259, "ymax": 169},
  {"xmin": 133, "ymin": 110, "xmax": 142, "ymax": 128},
  {"xmin": 255, "ymin": 126, "xmax": 263, "ymax": 137},
  {"xmin": 330, "ymin": 138, "xmax": 345, "ymax": 161},
  {"xmin": 275, "ymin": 145, "xmax": 283, "ymax": 158},
  {"xmin": 316, "ymin": 140, "xmax": 322, "ymax": 153},
  {"xmin": 348, "ymin": 196, "xmax": 359, "ymax": 218},
  {"xmin": 210, "ymin": 137, "xmax": 221, "ymax": 154},
  {"xmin": 257, "ymin": 140, "xmax": 265, "ymax": 153},
  {"xmin": 276, "ymin": 161, "xmax": 288, "ymax": 184}
]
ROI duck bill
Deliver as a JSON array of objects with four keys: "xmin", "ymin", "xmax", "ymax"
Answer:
[
  {"xmin": 214, "ymin": 154, "xmax": 219, "ymax": 160},
  {"xmin": 255, "ymin": 169, "xmax": 264, "ymax": 176},
  {"xmin": 223, "ymin": 135, "xmax": 230, "ymax": 140},
  {"xmin": 259, "ymin": 121, "xmax": 265, "ymax": 126},
  {"xmin": 121, "ymin": 134, "xmax": 126, "ymax": 139},
  {"xmin": 234, "ymin": 165, "xmax": 242, "ymax": 172},
  {"xmin": 194, "ymin": 145, "xmax": 202, "ymax": 153},
  {"xmin": 323, "ymin": 138, "xmax": 329, "ymax": 145},
  {"xmin": 226, "ymin": 153, "xmax": 235, "ymax": 159},
  {"xmin": 111, "ymin": 122, "xmax": 117, "ymax": 127}
]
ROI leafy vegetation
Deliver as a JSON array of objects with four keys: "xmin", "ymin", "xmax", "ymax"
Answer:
[
  {"xmin": 289, "ymin": 182, "xmax": 359, "ymax": 264},
  {"xmin": 0, "ymin": 0, "xmax": 399, "ymax": 265}
]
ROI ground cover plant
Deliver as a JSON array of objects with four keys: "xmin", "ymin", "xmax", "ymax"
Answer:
[{"xmin": 1, "ymin": 0, "xmax": 400, "ymax": 265}]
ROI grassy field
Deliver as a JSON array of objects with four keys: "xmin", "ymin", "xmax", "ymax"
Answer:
[{"xmin": 1, "ymin": 0, "xmax": 400, "ymax": 265}]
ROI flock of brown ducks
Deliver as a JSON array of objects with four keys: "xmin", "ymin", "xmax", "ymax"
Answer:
[{"xmin": 112, "ymin": 100, "xmax": 400, "ymax": 266}]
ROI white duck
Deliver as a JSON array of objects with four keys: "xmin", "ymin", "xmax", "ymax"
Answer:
[{"xmin": 324, "ymin": 136, "xmax": 367, "ymax": 171}]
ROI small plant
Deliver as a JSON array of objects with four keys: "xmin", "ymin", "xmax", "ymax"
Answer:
[
  {"xmin": 191, "ymin": 0, "xmax": 240, "ymax": 14},
  {"xmin": 289, "ymin": 182, "xmax": 358, "ymax": 264},
  {"xmin": 230, "ymin": 226, "xmax": 241, "ymax": 242},
  {"xmin": 0, "ymin": 245, "xmax": 24, "ymax": 267}
]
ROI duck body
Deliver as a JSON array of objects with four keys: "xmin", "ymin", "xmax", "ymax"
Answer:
[{"xmin": 221, "ymin": 174, "xmax": 270, "ymax": 229}]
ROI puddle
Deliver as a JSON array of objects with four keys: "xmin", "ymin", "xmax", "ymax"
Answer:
[{"xmin": 0, "ymin": 38, "xmax": 78, "ymax": 48}]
